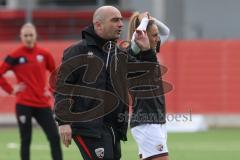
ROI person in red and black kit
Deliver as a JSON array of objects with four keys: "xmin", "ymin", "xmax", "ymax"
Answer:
[{"xmin": 0, "ymin": 23, "xmax": 63, "ymax": 160}]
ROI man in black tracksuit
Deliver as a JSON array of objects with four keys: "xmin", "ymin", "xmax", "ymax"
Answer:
[{"xmin": 54, "ymin": 6, "xmax": 156, "ymax": 160}]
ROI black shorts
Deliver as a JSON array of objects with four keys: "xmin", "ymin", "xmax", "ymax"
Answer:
[{"xmin": 73, "ymin": 126, "xmax": 121, "ymax": 160}]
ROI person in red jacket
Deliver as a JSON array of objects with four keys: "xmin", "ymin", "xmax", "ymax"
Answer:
[{"xmin": 0, "ymin": 23, "xmax": 63, "ymax": 160}]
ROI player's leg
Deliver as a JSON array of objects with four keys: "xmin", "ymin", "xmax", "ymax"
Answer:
[
  {"xmin": 131, "ymin": 125, "xmax": 146, "ymax": 160},
  {"xmin": 106, "ymin": 125, "xmax": 122, "ymax": 160},
  {"xmin": 33, "ymin": 107, "xmax": 63, "ymax": 160},
  {"xmin": 149, "ymin": 155, "xmax": 168, "ymax": 160},
  {"xmin": 72, "ymin": 135, "xmax": 96, "ymax": 160},
  {"xmin": 131, "ymin": 124, "xmax": 169, "ymax": 160},
  {"xmin": 16, "ymin": 104, "xmax": 33, "ymax": 160},
  {"xmin": 112, "ymin": 139, "xmax": 121, "ymax": 160},
  {"xmin": 145, "ymin": 153, "xmax": 168, "ymax": 160},
  {"xmin": 142, "ymin": 124, "xmax": 168, "ymax": 160},
  {"xmin": 72, "ymin": 125, "xmax": 116, "ymax": 160}
]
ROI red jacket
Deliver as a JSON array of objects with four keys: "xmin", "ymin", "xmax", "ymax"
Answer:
[{"xmin": 0, "ymin": 44, "xmax": 56, "ymax": 107}]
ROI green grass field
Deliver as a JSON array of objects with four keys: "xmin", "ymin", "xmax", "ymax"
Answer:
[{"xmin": 0, "ymin": 127, "xmax": 240, "ymax": 160}]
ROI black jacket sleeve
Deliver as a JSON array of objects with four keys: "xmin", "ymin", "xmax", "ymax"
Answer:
[
  {"xmin": 54, "ymin": 43, "xmax": 83, "ymax": 126},
  {"xmin": 130, "ymin": 47, "xmax": 157, "ymax": 62},
  {"xmin": 137, "ymin": 49, "xmax": 157, "ymax": 62}
]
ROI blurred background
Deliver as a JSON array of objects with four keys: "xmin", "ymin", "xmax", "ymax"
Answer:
[{"xmin": 0, "ymin": 0, "xmax": 240, "ymax": 160}]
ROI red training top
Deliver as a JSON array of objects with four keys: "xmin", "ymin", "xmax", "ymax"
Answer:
[{"xmin": 0, "ymin": 44, "xmax": 55, "ymax": 107}]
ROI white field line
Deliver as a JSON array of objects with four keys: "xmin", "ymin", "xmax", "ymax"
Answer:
[
  {"xmin": 6, "ymin": 142, "xmax": 78, "ymax": 151},
  {"xmin": 7, "ymin": 142, "xmax": 49, "ymax": 150}
]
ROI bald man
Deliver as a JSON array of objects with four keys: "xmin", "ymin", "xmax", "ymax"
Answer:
[
  {"xmin": 0, "ymin": 23, "xmax": 63, "ymax": 160},
  {"xmin": 56, "ymin": 6, "xmax": 155, "ymax": 160}
]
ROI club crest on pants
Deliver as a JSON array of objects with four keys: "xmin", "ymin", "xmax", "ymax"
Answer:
[
  {"xmin": 156, "ymin": 144, "xmax": 164, "ymax": 151},
  {"xmin": 95, "ymin": 148, "xmax": 104, "ymax": 159},
  {"xmin": 19, "ymin": 115, "xmax": 26, "ymax": 124}
]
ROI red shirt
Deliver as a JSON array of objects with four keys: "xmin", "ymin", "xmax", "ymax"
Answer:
[{"xmin": 0, "ymin": 44, "xmax": 56, "ymax": 107}]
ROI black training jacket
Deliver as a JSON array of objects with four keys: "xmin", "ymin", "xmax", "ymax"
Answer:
[{"xmin": 54, "ymin": 25, "xmax": 156, "ymax": 141}]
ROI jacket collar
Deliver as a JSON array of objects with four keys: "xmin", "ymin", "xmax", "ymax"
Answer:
[{"xmin": 82, "ymin": 25, "xmax": 116, "ymax": 49}]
